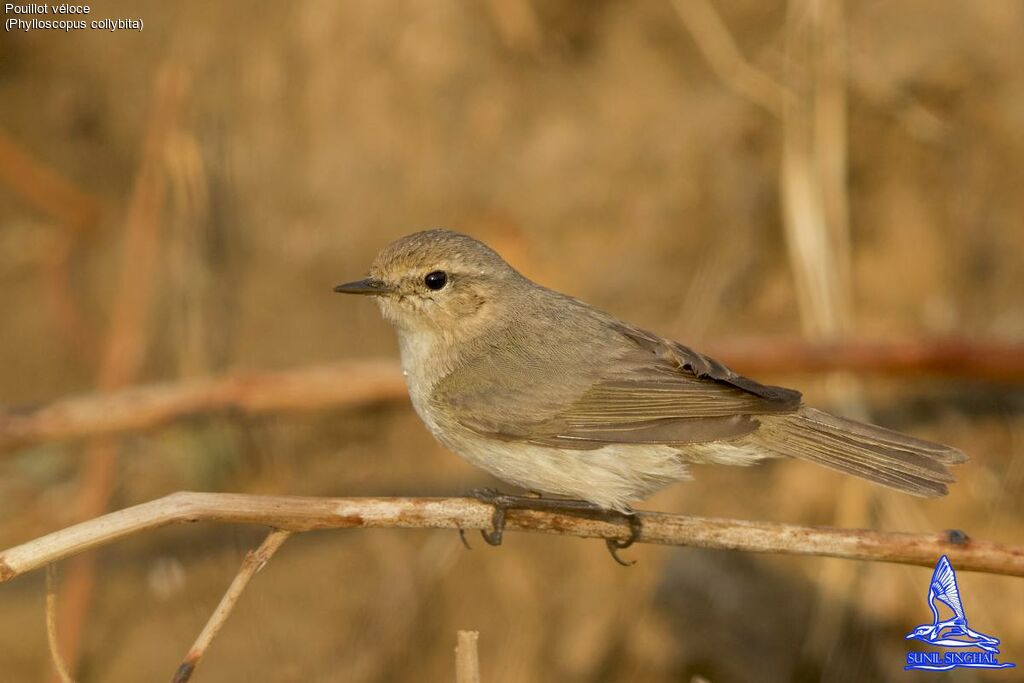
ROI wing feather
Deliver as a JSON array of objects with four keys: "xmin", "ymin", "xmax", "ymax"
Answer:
[{"xmin": 432, "ymin": 315, "xmax": 803, "ymax": 449}]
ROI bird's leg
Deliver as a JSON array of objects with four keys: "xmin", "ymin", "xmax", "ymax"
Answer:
[
  {"xmin": 467, "ymin": 488, "xmax": 643, "ymax": 565},
  {"xmin": 458, "ymin": 486, "xmax": 517, "ymax": 548},
  {"xmin": 469, "ymin": 488, "xmax": 515, "ymax": 545}
]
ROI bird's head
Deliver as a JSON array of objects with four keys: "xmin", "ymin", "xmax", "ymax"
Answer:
[{"xmin": 334, "ymin": 229, "xmax": 525, "ymax": 337}]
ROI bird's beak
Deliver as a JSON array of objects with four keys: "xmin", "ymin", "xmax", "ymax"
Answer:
[{"xmin": 333, "ymin": 278, "xmax": 393, "ymax": 296}]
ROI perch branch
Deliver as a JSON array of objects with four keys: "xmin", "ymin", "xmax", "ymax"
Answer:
[
  {"xmin": 2, "ymin": 338, "xmax": 1022, "ymax": 452},
  {"xmin": 0, "ymin": 493, "xmax": 1021, "ymax": 582},
  {"xmin": 172, "ymin": 529, "xmax": 292, "ymax": 683}
]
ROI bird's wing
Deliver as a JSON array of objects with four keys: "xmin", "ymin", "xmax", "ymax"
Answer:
[
  {"xmin": 432, "ymin": 320, "xmax": 802, "ymax": 449},
  {"xmin": 930, "ymin": 556, "xmax": 965, "ymax": 618},
  {"xmin": 611, "ymin": 325, "xmax": 802, "ymax": 407}
]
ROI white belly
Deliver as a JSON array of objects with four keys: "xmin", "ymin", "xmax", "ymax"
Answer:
[{"xmin": 435, "ymin": 424, "xmax": 690, "ymax": 512}]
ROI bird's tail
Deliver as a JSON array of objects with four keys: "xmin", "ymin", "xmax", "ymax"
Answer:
[{"xmin": 757, "ymin": 407, "xmax": 968, "ymax": 496}]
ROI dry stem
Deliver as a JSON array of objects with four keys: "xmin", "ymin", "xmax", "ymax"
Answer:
[
  {"xmin": 172, "ymin": 530, "xmax": 292, "ymax": 683},
  {"xmin": 455, "ymin": 630, "xmax": 481, "ymax": 683},
  {"xmin": 0, "ymin": 493, "xmax": 1021, "ymax": 582},
  {"xmin": 46, "ymin": 565, "xmax": 75, "ymax": 683}
]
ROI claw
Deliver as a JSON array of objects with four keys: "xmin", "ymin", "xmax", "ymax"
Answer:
[
  {"xmin": 481, "ymin": 505, "xmax": 506, "ymax": 546},
  {"xmin": 605, "ymin": 539, "xmax": 636, "ymax": 567},
  {"xmin": 603, "ymin": 513, "xmax": 642, "ymax": 566},
  {"xmin": 470, "ymin": 487, "xmax": 510, "ymax": 546},
  {"xmin": 466, "ymin": 488, "xmax": 644, "ymax": 565}
]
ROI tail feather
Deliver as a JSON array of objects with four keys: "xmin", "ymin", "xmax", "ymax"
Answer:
[{"xmin": 759, "ymin": 407, "xmax": 967, "ymax": 497}]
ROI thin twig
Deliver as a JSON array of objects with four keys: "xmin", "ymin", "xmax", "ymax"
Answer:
[
  {"xmin": 670, "ymin": 0, "xmax": 795, "ymax": 116},
  {"xmin": 171, "ymin": 530, "xmax": 292, "ymax": 683},
  {"xmin": 0, "ymin": 493, "xmax": 1021, "ymax": 582},
  {"xmin": 46, "ymin": 565, "xmax": 75, "ymax": 683},
  {"xmin": 455, "ymin": 630, "xmax": 481, "ymax": 683},
  {"xmin": 2, "ymin": 338, "xmax": 1021, "ymax": 452}
]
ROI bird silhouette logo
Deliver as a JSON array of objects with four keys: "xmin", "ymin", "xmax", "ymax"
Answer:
[{"xmin": 904, "ymin": 555, "xmax": 1015, "ymax": 671}]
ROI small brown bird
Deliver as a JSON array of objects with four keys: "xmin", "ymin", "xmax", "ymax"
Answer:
[{"xmin": 335, "ymin": 230, "xmax": 965, "ymax": 551}]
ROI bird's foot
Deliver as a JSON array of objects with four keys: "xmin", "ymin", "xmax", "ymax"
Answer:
[
  {"xmin": 603, "ymin": 512, "xmax": 643, "ymax": 567},
  {"xmin": 467, "ymin": 488, "xmax": 519, "ymax": 546},
  {"xmin": 465, "ymin": 488, "xmax": 643, "ymax": 566}
]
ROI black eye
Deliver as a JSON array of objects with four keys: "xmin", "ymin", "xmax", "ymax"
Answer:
[{"xmin": 424, "ymin": 270, "xmax": 448, "ymax": 290}]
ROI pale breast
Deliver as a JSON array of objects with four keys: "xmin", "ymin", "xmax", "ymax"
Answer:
[{"xmin": 396, "ymin": 330, "xmax": 457, "ymax": 440}]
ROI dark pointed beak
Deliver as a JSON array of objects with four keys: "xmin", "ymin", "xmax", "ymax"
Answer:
[{"xmin": 333, "ymin": 278, "xmax": 393, "ymax": 296}]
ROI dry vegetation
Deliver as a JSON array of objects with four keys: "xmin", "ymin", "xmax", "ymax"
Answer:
[{"xmin": 1, "ymin": 1, "xmax": 1023, "ymax": 681}]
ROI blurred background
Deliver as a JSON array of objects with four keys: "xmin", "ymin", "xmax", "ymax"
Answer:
[{"xmin": 1, "ymin": 0, "xmax": 1023, "ymax": 681}]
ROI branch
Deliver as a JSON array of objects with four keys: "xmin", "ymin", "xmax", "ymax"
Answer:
[
  {"xmin": 0, "ymin": 493, "xmax": 1021, "ymax": 582},
  {"xmin": 712, "ymin": 337, "xmax": 1024, "ymax": 381},
  {"xmin": 172, "ymin": 529, "xmax": 292, "ymax": 683},
  {"xmin": 3, "ymin": 338, "xmax": 1021, "ymax": 452},
  {"xmin": 0, "ymin": 360, "xmax": 407, "ymax": 452}
]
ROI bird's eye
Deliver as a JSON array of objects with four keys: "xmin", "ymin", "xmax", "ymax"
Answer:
[{"xmin": 424, "ymin": 270, "xmax": 448, "ymax": 290}]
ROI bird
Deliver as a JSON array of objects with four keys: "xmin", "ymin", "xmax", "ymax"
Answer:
[
  {"xmin": 335, "ymin": 230, "xmax": 966, "ymax": 556},
  {"xmin": 906, "ymin": 555, "xmax": 1000, "ymax": 652}
]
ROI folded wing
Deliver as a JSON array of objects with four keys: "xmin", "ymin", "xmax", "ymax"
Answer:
[{"xmin": 433, "ymin": 321, "xmax": 801, "ymax": 449}]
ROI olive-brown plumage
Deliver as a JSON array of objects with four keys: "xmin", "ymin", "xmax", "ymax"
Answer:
[{"xmin": 335, "ymin": 230, "xmax": 966, "ymax": 511}]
